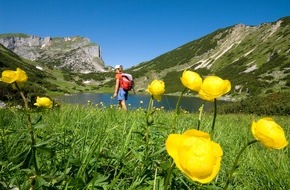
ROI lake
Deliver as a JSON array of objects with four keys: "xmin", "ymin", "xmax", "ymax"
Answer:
[{"xmin": 55, "ymin": 93, "xmax": 214, "ymax": 112}]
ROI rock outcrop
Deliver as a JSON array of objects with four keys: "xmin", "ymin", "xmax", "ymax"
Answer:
[{"xmin": 0, "ymin": 34, "xmax": 107, "ymax": 73}]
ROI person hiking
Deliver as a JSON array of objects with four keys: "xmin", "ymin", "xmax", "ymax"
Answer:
[{"xmin": 113, "ymin": 65, "xmax": 128, "ymax": 110}]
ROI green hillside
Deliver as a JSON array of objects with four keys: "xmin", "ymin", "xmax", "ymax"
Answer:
[{"xmin": 121, "ymin": 17, "xmax": 290, "ymax": 99}]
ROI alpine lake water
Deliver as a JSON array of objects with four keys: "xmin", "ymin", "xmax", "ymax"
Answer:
[{"xmin": 55, "ymin": 93, "xmax": 217, "ymax": 113}]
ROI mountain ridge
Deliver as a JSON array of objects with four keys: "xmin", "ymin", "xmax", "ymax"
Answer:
[
  {"xmin": 124, "ymin": 16, "xmax": 290, "ymax": 100},
  {"xmin": 0, "ymin": 34, "xmax": 107, "ymax": 73}
]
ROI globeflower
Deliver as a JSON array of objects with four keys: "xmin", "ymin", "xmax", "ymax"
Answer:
[
  {"xmin": 198, "ymin": 76, "xmax": 231, "ymax": 101},
  {"xmin": 146, "ymin": 80, "xmax": 165, "ymax": 101},
  {"xmin": 165, "ymin": 129, "xmax": 223, "ymax": 184},
  {"xmin": 0, "ymin": 68, "xmax": 28, "ymax": 84},
  {"xmin": 34, "ymin": 97, "xmax": 53, "ymax": 109},
  {"xmin": 180, "ymin": 70, "xmax": 202, "ymax": 92},
  {"xmin": 251, "ymin": 117, "xmax": 288, "ymax": 149}
]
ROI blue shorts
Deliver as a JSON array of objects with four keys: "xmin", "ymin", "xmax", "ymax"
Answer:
[{"xmin": 117, "ymin": 88, "xmax": 128, "ymax": 101}]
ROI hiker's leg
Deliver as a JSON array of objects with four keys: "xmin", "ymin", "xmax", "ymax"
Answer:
[
  {"xmin": 118, "ymin": 100, "xmax": 122, "ymax": 109},
  {"xmin": 120, "ymin": 100, "xmax": 127, "ymax": 110},
  {"xmin": 117, "ymin": 88, "xmax": 128, "ymax": 110}
]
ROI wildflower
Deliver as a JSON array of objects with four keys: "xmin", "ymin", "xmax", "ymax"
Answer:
[
  {"xmin": 34, "ymin": 97, "xmax": 53, "ymax": 109},
  {"xmin": 198, "ymin": 76, "xmax": 231, "ymax": 101},
  {"xmin": 180, "ymin": 70, "xmax": 202, "ymax": 92},
  {"xmin": 0, "ymin": 68, "xmax": 28, "ymax": 84},
  {"xmin": 147, "ymin": 80, "xmax": 165, "ymax": 101},
  {"xmin": 251, "ymin": 117, "xmax": 288, "ymax": 149},
  {"xmin": 165, "ymin": 129, "xmax": 223, "ymax": 184}
]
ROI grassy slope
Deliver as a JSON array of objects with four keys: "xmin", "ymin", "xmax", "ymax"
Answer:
[{"xmin": 0, "ymin": 105, "xmax": 289, "ymax": 189}]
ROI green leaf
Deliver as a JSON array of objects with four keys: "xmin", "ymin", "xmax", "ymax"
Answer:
[
  {"xmin": 31, "ymin": 116, "xmax": 43, "ymax": 125},
  {"xmin": 34, "ymin": 138, "xmax": 55, "ymax": 148}
]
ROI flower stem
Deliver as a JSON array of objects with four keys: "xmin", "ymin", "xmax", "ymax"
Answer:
[
  {"xmin": 18, "ymin": 87, "xmax": 39, "ymax": 175},
  {"xmin": 197, "ymin": 103, "xmax": 204, "ymax": 130},
  {"xmin": 223, "ymin": 140, "xmax": 258, "ymax": 190},
  {"xmin": 172, "ymin": 88, "xmax": 187, "ymax": 132},
  {"xmin": 145, "ymin": 96, "xmax": 154, "ymax": 160},
  {"xmin": 210, "ymin": 98, "xmax": 217, "ymax": 138},
  {"xmin": 164, "ymin": 88, "xmax": 187, "ymax": 188},
  {"xmin": 164, "ymin": 160, "xmax": 174, "ymax": 190},
  {"xmin": 175, "ymin": 88, "xmax": 187, "ymax": 115}
]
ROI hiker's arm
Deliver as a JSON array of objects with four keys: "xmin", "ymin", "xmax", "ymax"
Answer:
[{"xmin": 113, "ymin": 78, "xmax": 119, "ymax": 97}]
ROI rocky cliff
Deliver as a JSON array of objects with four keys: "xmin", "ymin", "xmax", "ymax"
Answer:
[{"xmin": 0, "ymin": 34, "xmax": 107, "ymax": 73}]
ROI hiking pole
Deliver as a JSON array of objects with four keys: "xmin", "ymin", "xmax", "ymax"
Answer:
[{"xmin": 132, "ymin": 87, "xmax": 136, "ymax": 95}]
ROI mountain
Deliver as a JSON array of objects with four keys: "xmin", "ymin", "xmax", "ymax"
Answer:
[
  {"xmin": 0, "ymin": 43, "xmax": 113, "ymax": 102},
  {"xmin": 0, "ymin": 43, "xmax": 56, "ymax": 103},
  {"xmin": 124, "ymin": 16, "xmax": 290, "ymax": 100},
  {"xmin": 1, "ymin": 17, "xmax": 290, "ymax": 110},
  {"xmin": 0, "ymin": 34, "xmax": 107, "ymax": 73}
]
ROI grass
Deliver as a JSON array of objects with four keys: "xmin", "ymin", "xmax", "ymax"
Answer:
[{"xmin": 0, "ymin": 103, "xmax": 289, "ymax": 190}]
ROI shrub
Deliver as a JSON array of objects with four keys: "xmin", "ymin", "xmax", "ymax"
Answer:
[{"xmin": 219, "ymin": 92, "xmax": 290, "ymax": 115}]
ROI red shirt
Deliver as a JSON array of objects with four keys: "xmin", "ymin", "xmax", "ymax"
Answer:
[
  {"xmin": 115, "ymin": 72, "xmax": 122, "ymax": 87},
  {"xmin": 115, "ymin": 73, "xmax": 122, "ymax": 80}
]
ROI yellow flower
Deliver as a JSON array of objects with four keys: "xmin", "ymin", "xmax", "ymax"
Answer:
[
  {"xmin": 165, "ymin": 129, "xmax": 223, "ymax": 184},
  {"xmin": 198, "ymin": 76, "xmax": 231, "ymax": 101},
  {"xmin": 15, "ymin": 68, "xmax": 28, "ymax": 83},
  {"xmin": 0, "ymin": 68, "xmax": 28, "ymax": 84},
  {"xmin": 180, "ymin": 70, "xmax": 202, "ymax": 92},
  {"xmin": 34, "ymin": 97, "xmax": 53, "ymax": 109},
  {"xmin": 251, "ymin": 117, "xmax": 288, "ymax": 149},
  {"xmin": 1, "ymin": 69, "xmax": 17, "ymax": 84},
  {"xmin": 146, "ymin": 80, "xmax": 165, "ymax": 101}
]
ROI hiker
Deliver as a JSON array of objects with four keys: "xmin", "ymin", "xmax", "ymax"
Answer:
[{"xmin": 113, "ymin": 65, "xmax": 128, "ymax": 110}]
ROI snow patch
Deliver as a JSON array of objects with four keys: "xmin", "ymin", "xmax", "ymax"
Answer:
[
  {"xmin": 83, "ymin": 80, "xmax": 91, "ymax": 84},
  {"xmin": 243, "ymin": 48, "xmax": 256, "ymax": 57},
  {"xmin": 40, "ymin": 44, "xmax": 46, "ymax": 49},
  {"xmin": 243, "ymin": 65, "xmax": 257, "ymax": 73},
  {"xmin": 242, "ymin": 63, "xmax": 257, "ymax": 73},
  {"xmin": 36, "ymin": 66, "xmax": 44, "ymax": 70},
  {"xmin": 194, "ymin": 59, "xmax": 211, "ymax": 70},
  {"xmin": 64, "ymin": 37, "xmax": 71, "ymax": 41}
]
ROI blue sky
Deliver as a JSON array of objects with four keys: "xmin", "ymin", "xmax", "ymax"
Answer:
[{"xmin": 1, "ymin": 0, "xmax": 290, "ymax": 69}]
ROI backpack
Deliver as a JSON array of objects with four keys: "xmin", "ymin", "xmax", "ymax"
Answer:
[{"xmin": 120, "ymin": 73, "xmax": 134, "ymax": 91}]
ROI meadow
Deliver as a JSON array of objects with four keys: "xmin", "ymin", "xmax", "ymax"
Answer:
[
  {"xmin": 0, "ymin": 68, "xmax": 289, "ymax": 190},
  {"xmin": 0, "ymin": 104, "xmax": 289, "ymax": 190}
]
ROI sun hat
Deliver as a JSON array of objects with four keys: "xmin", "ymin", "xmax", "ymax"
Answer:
[{"xmin": 114, "ymin": 65, "xmax": 122, "ymax": 69}]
